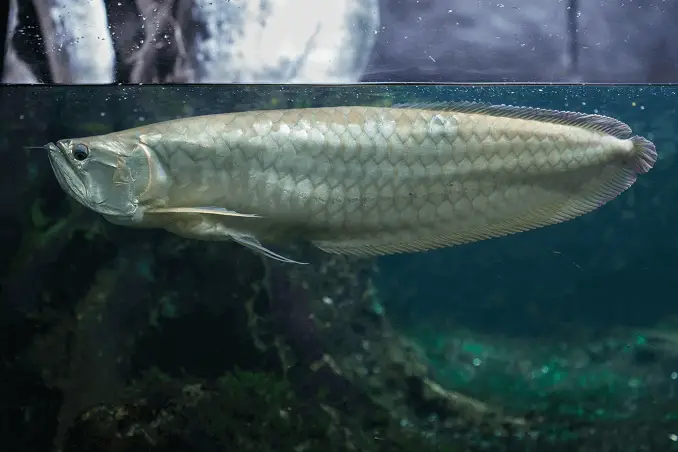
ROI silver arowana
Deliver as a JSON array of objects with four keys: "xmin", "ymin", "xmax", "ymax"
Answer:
[{"xmin": 45, "ymin": 102, "xmax": 657, "ymax": 264}]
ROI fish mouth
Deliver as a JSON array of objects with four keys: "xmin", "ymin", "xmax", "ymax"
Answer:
[{"xmin": 45, "ymin": 142, "xmax": 90, "ymax": 208}]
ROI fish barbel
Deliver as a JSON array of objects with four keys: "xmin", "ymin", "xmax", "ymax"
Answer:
[{"xmin": 44, "ymin": 102, "xmax": 657, "ymax": 263}]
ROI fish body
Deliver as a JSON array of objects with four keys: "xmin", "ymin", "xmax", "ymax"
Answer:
[{"xmin": 45, "ymin": 102, "xmax": 657, "ymax": 262}]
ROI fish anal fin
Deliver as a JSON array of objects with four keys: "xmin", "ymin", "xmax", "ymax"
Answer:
[{"xmin": 313, "ymin": 165, "xmax": 640, "ymax": 257}]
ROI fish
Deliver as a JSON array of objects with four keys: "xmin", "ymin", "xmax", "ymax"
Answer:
[{"xmin": 44, "ymin": 102, "xmax": 657, "ymax": 264}]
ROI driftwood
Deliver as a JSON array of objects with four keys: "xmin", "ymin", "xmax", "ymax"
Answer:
[{"xmin": 30, "ymin": 0, "xmax": 115, "ymax": 83}]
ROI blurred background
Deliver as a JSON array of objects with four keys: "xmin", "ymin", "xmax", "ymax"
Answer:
[{"xmin": 4, "ymin": 0, "xmax": 678, "ymax": 84}]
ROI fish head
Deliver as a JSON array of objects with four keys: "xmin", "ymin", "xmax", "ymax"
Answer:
[{"xmin": 45, "ymin": 134, "xmax": 165, "ymax": 223}]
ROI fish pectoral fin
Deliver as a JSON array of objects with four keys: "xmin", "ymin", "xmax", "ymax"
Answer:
[
  {"xmin": 145, "ymin": 206, "xmax": 261, "ymax": 218},
  {"xmin": 230, "ymin": 232, "xmax": 308, "ymax": 265}
]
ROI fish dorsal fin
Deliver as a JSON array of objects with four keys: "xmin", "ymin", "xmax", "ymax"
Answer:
[{"xmin": 391, "ymin": 101, "xmax": 632, "ymax": 139}]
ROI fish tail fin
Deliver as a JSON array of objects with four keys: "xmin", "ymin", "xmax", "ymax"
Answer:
[{"xmin": 629, "ymin": 135, "xmax": 657, "ymax": 174}]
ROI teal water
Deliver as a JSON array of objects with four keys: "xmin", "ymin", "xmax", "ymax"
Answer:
[{"xmin": 1, "ymin": 84, "xmax": 677, "ymax": 451}]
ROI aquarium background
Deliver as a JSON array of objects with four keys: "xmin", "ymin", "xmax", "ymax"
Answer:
[{"xmin": 1, "ymin": 84, "xmax": 678, "ymax": 451}]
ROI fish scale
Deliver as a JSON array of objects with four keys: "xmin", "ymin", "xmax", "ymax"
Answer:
[{"xmin": 45, "ymin": 102, "xmax": 657, "ymax": 263}]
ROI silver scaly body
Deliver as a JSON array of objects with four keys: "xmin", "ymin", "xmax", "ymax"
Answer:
[{"xmin": 45, "ymin": 103, "xmax": 657, "ymax": 262}]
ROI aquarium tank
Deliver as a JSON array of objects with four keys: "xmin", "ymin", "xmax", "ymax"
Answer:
[
  {"xmin": 2, "ymin": 0, "xmax": 678, "ymax": 452},
  {"xmin": 1, "ymin": 84, "xmax": 677, "ymax": 452}
]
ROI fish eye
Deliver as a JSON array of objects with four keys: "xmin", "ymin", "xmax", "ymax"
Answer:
[{"xmin": 72, "ymin": 143, "xmax": 90, "ymax": 161}]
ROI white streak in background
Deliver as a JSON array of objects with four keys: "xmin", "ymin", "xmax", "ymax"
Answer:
[
  {"xmin": 32, "ymin": 0, "xmax": 115, "ymax": 83},
  {"xmin": 178, "ymin": 0, "xmax": 379, "ymax": 83},
  {"xmin": 3, "ymin": 0, "xmax": 39, "ymax": 83}
]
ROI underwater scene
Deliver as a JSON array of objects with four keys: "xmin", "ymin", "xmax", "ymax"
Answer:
[{"xmin": 1, "ymin": 84, "xmax": 677, "ymax": 452}]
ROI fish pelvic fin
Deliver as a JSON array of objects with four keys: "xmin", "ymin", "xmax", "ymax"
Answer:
[{"xmin": 231, "ymin": 232, "xmax": 308, "ymax": 265}]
